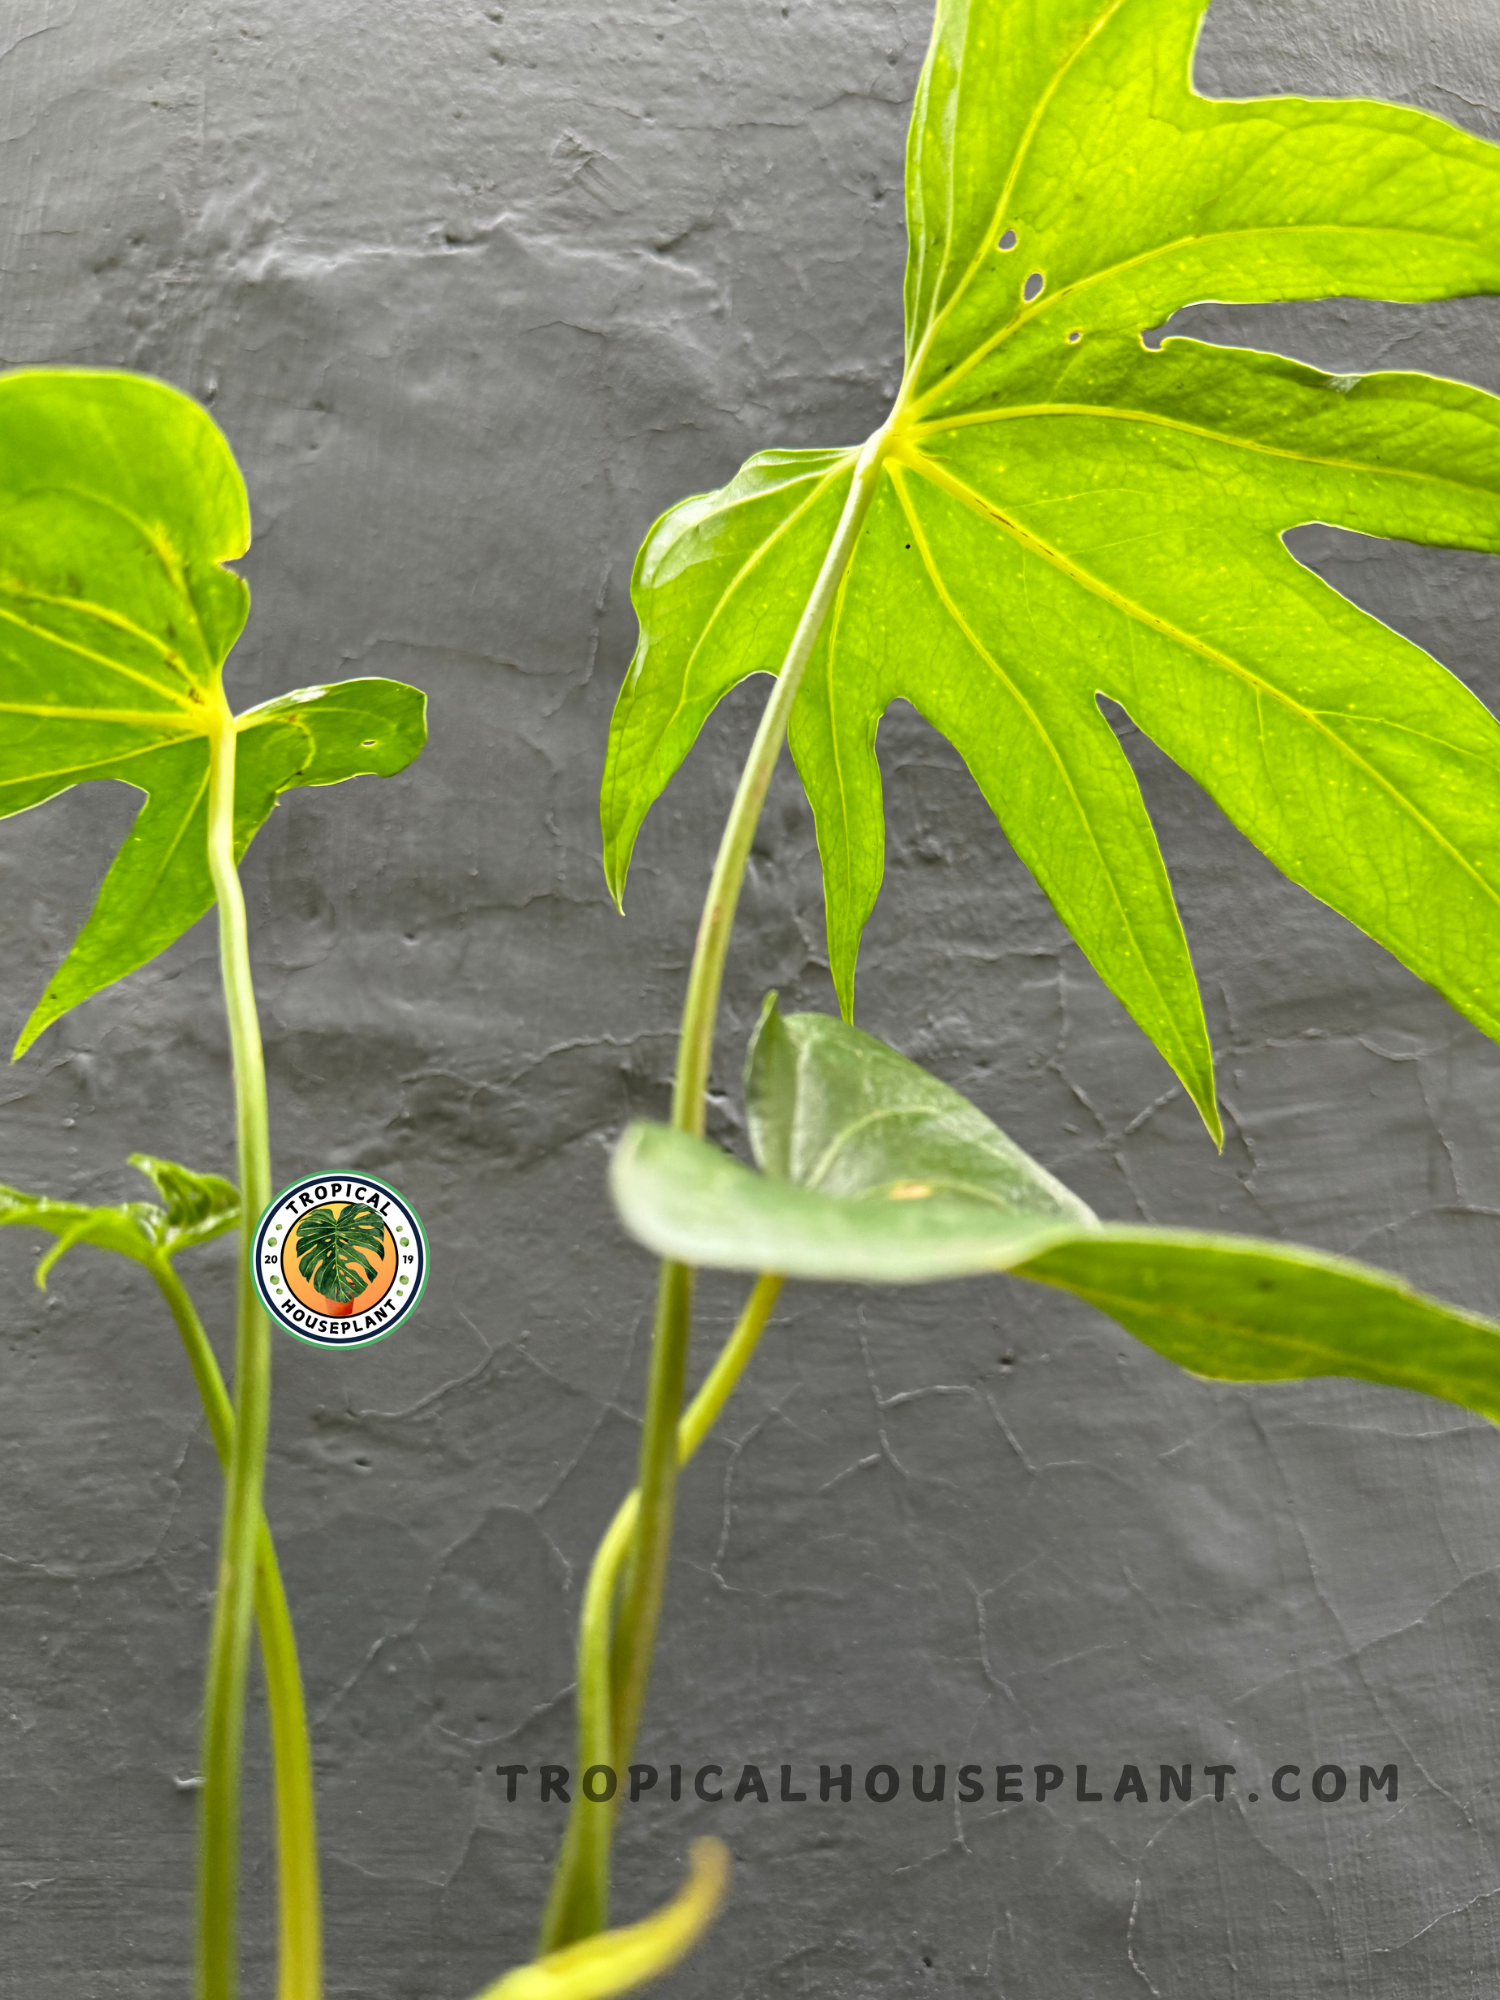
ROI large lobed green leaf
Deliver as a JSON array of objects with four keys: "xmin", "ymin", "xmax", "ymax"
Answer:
[
  {"xmin": 0, "ymin": 369, "xmax": 427, "ymax": 1054},
  {"xmin": 610, "ymin": 1004, "xmax": 1500, "ymax": 1428},
  {"xmin": 602, "ymin": 0, "xmax": 1500, "ymax": 1143}
]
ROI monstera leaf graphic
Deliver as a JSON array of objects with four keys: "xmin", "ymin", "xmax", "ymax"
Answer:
[
  {"xmin": 294, "ymin": 1203, "xmax": 387, "ymax": 1307},
  {"xmin": 602, "ymin": 0, "xmax": 1500, "ymax": 1142}
]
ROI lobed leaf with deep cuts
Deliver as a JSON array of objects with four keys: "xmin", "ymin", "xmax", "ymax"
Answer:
[
  {"xmin": 601, "ymin": 0, "xmax": 1500, "ymax": 1145},
  {"xmin": 0, "ymin": 369, "xmax": 428, "ymax": 1055},
  {"xmin": 0, "ymin": 1153, "xmax": 239, "ymax": 1286},
  {"xmin": 610, "ymin": 1003, "xmax": 1500, "ymax": 1428}
]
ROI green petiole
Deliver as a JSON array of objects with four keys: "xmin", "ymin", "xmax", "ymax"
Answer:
[
  {"xmin": 152, "ymin": 1256, "xmax": 321, "ymax": 2000},
  {"xmin": 540, "ymin": 434, "xmax": 900, "ymax": 1952},
  {"xmin": 541, "ymin": 1272, "xmax": 784, "ymax": 1947},
  {"xmin": 605, "ymin": 433, "xmax": 887, "ymax": 1788},
  {"xmin": 197, "ymin": 700, "xmax": 278, "ymax": 2000},
  {"xmin": 543, "ymin": 414, "xmax": 889, "ymax": 1956}
]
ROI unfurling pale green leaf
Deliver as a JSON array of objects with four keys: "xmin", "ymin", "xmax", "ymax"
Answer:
[
  {"xmin": 616, "ymin": 995, "xmax": 1093, "ymax": 1280},
  {"xmin": 602, "ymin": 0, "xmax": 1500, "ymax": 1144},
  {"xmin": 0, "ymin": 1153, "xmax": 239, "ymax": 1286},
  {"xmin": 744, "ymin": 993, "xmax": 1090, "ymax": 1222},
  {"xmin": 0, "ymin": 369, "xmax": 427, "ymax": 1055},
  {"xmin": 610, "ymin": 1005, "xmax": 1500, "ymax": 1427},
  {"xmin": 127, "ymin": 1152, "xmax": 240, "ymax": 1257}
]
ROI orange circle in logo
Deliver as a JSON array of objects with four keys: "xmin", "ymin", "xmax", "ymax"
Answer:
[
  {"xmin": 253, "ymin": 1173, "xmax": 427, "ymax": 1346},
  {"xmin": 282, "ymin": 1201, "xmax": 400, "ymax": 1319}
]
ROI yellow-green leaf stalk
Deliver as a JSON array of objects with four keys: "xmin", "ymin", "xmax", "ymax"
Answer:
[{"xmin": 488, "ymin": 1841, "xmax": 728, "ymax": 2000}]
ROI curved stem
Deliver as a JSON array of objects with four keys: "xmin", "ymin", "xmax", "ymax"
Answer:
[
  {"xmin": 153, "ymin": 1257, "xmax": 322, "ymax": 2000},
  {"xmin": 668, "ymin": 432, "xmax": 889, "ymax": 1141},
  {"xmin": 608, "ymin": 430, "xmax": 887, "ymax": 1775},
  {"xmin": 198, "ymin": 702, "xmax": 275, "ymax": 2000},
  {"xmin": 540, "ymin": 1274, "xmax": 784, "ymax": 1949}
]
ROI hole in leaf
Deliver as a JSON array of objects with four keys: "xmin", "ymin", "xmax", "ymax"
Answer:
[
  {"xmin": 1023, "ymin": 270, "xmax": 1044, "ymax": 302},
  {"xmin": 361, "ymin": 737, "xmax": 377, "ymax": 747},
  {"xmin": 997, "ymin": 228, "xmax": 1017, "ymax": 251},
  {"xmin": 1066, "ymin": 328, "xmax": 1081, "ymax": 343}
]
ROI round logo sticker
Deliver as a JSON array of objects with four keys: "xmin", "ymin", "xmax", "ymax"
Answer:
[{"xmin": 252, "ymin": 1173, "xmax": 427, "ymax": 1347}]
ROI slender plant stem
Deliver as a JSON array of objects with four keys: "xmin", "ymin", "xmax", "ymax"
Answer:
[
  {"xmin": 540, "ymin": 1273, "xmax": 784, "ymax": 1948},
  {"xmin": 608, "ymin": 429, "xmax": 887, "ymax": 1778},
  {"xmin": 152, "ymin": 1257, "xmax": 239, "ymax": 1458},
  {"xmin": 153, "ymin": 1257, "xmax": 322, "ymax": 2000},
  {"xmin": 668, "ymin": 431, "xmax": 889, "ymax": 1143},
  {"xmin": 198, "ymin": 700, "xmax": 276, "ymax": 2000},
  {"xmin": 607, "ymin": 1257, "xmax": 692, "ymax": 1746}
]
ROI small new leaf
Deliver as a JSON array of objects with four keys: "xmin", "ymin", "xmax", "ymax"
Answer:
[
  {"xmin": 745, "ymin": 991, "xmax": 1094, "ymax": 1221},
  {"xmin": 0, "ymin": 370, "xmax": 428, "ymax": 1055},
  {"xmin": 478, "ymin": 1839, "xmax": 729, "ymax": 2000},
  {"xmin": 0, "ymin": 1153, "xmax": 239, "ymax": 1286},
  {"xmin": 615, "ymin": 995, "xmax": 1095, "ymax": 1281},
  {"xmin": 610, "ymin": 1009, "xmax": 1500, "ymax": 1429},
  {"xmin": 603, "ymin": 0, "xmax": 1500, "ymax": 1143},
  {"xmin": 128, "ymin": 1152, "xmax": 240, "ymax": 1257},
  {"xmin": 294, "ymin": 1203, "xmax": 387, "ymax": 1305}
]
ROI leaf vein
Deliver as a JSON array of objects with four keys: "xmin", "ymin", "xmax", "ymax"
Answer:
[
  {"xmin": 656, "ymin": 458, "xmax": 855, "ymax": 740},
  {"xmin": 0, "ymin": 599, "xmax": 202, "ymax": 709},
  {"xmin": 888, "ymin": 458, "xmax": 1189, "ymax": 1059},
  {"xmin": 0, "ymin": 702, "xmax": 199, "ymax": 728},
  {"xmin": 0, "ymin": 580, "xmax": 201, "ymax": 694},
  {"xmin": 916, "ymin": 223, "xmax": 1487, "ymax": 414},
  {"xmin": 0, "ymin": 736, "xmax": 189, "ymax": 795},
  {"xmin": 911, "ymin": 0, "xmax": 1135, "ymax": 371},
  {"xmin": 1027, "ymin": 1269, "xmax": 1498, "ymax": 1409},
  {"xmin": 914, "ymin": 398, "xmax": 1500, "ymax": 503},
  {"xmin": 910, "ymin": 448, "xmax": 1500, "ymax": 921}
]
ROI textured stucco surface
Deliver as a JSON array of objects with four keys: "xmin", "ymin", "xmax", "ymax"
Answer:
[{"xmin": 2, "ymin": 1, "xmax": 1500, "ymax": 1994}]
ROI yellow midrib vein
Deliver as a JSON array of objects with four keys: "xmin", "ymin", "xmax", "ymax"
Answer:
[
  {"xmin": 888, "ymin": 457, "xmax": 1195, "ymax": 1068},
  {"xmin": 0, "ymin": 599, "xmax": 201, "ymax": 708},
  {"xmin": 912, "ymin": 399, "xmax": 1500, "ymax": 509},
  {"xmin": 904, "ymin": 444, "xmax": 1500, "ymax": 922},
  {"xmin": 914, "ymin": 221, "xmax": 1488, "ymax": 416},
  {"xmin": 0, "ymin": 701, "xmax": 200, "ymax": 728},
  {"xmin": 909, "ymin": 0, "xmax": 1137, "ymax": 382}
]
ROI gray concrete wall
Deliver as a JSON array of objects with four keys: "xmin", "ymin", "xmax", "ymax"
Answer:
[{"xmin": 2, "ymin": 1, "xmax": 1499, "ymax": 1993}]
